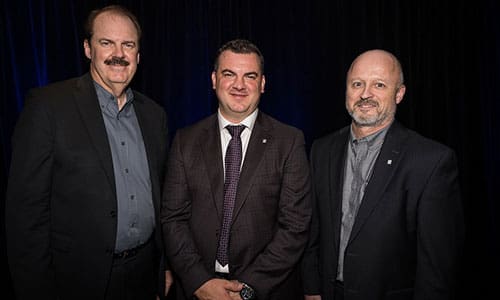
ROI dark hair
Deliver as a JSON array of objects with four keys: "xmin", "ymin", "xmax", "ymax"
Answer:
[
  {"xmin": 84, "ymin": 5, "xmax": 141, "ymax": 42},
  {"xmin": 213, "ymin": 39, "xmax": 265, "ymax": 74}
]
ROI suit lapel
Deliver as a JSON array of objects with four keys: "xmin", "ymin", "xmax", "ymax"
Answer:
[
  {"xmin": 73, "ymin": 74, "xmax": 116, "ymax": 193},
  {"xmin": 201, "ymin": 116, "xmax": 225, "ymax": 218},
  {"xmin": 349, "ymin": 122, "xmax": 408, "ymax": 243},
  {"xmin": 133, "ymin": 96, "xmax": 156, "ymax": 171},
  {"xmin": 133, "ymin": 95, "xmax": 160, "ymax": 209},
  {"xmin": 328, "ymin": 128, "xmax": 350, "ymax": 253},
  {"xmin": 232, "ymin": 112, "xmax": 270, "ymax": 220}
]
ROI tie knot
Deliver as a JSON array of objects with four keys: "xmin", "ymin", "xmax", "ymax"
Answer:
[{"xmin": 226, "ymin": 125, "xmax": 245, "ymax": 137}]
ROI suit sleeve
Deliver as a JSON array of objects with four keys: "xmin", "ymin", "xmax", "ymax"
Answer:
[
  {"xmin": 414, "ymin": 149, "xmax": 464, "ymax": 299},
  {"xmin": 240, "ymin": 130, "xmax": 312, "ymax": 299},
  {"xmin": 156, "ymin": 108, "xmax": 171, "ymax": 299},
  {"xmin": 5, "ymin": 91, "xmax": 57, "ymax": 299},
  {"xmin": 301, "ymin": 141, "xmax": 322, "ymax": 295},
  {"xmin": 160, "ymin": 131, "xmax": 213, "ymax": 296}
]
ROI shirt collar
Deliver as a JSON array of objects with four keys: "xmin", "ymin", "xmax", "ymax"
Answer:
[
  {"xmin": 217, "ymin": 108, "xmax": 259, "ymax": 132},
  {"xmin": 349, "ymin": 122, "xmax": 391, "ymax": 149},
  {"xmin": 93, "ymin": 81, "xmax": 134, "ymax": 109}
]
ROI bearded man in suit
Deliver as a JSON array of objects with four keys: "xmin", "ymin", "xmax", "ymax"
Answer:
[{"xmin": 301, "ymin": 49, "xmax": 464, "ymax": 300}]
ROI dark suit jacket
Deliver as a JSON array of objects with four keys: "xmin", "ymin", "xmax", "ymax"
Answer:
[
  {"xmin": 161, "ymin": 112, "xmax": 311, "ymax": 299},
  {"xmin": 5, "ymin": 73, "xmax": 168, "ymax": 300},
  {"xmin": 302, "ymin": 121, "xmax": 464, "ymax": 300}
]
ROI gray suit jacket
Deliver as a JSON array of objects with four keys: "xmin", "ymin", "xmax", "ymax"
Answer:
[
  {"xmin": 302, "ymin": 121, "xmax": 464, "ymax": 300},
  {"xmin": 6, "ymin": 73, "xmax": 168, "ymax": 300},
  {"xmin": 161, "ymin": 111, "xmax": 311, "ymax": 299}
]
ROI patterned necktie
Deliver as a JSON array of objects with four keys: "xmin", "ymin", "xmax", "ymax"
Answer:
[{"xmin": 216, "ymin": 125, "xmax": 245, "ymax": 267}]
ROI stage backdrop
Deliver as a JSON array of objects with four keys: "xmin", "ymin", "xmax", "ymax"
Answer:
[{"xmin": 1, "ymin": 1, "xmax": 498, "ymax": 299}]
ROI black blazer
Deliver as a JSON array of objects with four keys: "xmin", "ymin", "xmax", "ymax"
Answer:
[
  {"xmin": 5, "ymin": 73, "xmax": 168, "ymax": 300},
  {"xmin": 161, "ymin": 112, "xmax": 311, "ymax": 300},
  {"xmin": 302, "ymin": 121, "xmax": 464, "ymax": 300}
]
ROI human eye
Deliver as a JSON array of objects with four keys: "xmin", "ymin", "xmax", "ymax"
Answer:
[
  {"xmin": 221, "ymin": 71, "xmax": 235, "ymax": 77},
  {"xmin": 375, "ymin": 82, "xmax": 386, "ymax": 88},
  {"xmin": 123, "ymin": 42, "xmax": 136, "ymax": 49},
  {"xmin": 99, "ymin": 40, "xmax": 111, "ymax": 47},
  {"xmin": 245, "ymin": 73, "xmax": 258, "ymax": 80},
  {"xmin": 351, "ymin": 81, "xmax": 363, "ymax": 88}
]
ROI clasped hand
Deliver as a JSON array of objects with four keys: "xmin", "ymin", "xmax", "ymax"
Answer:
[{"xmin": 194, "ymin": 278, "xmax": 244, "ymax": 300}]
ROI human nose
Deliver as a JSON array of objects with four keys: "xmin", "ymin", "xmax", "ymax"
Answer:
[
  {"xmin": 232, "ymin": 76, "xmax": 245, "ymax": 90},
  {"xmin": 360, "ymin": 85, "xmax": 373, "ymax": 99},
  {"xmin": 112, "ymin": 44, "xmax": 125, "ymax": 57}
]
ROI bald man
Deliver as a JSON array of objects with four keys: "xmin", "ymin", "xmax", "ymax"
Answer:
[{"xmin": 301, "ymin": 49, "xmax": 464, "ymax": 300}]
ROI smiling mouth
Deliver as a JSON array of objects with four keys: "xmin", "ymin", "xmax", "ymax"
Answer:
[
  {"xmin": 230, "ymin": 93, "xmax": 248, "ymax": 98},
  {"xmin": 355, "ymin": 99, "xmax": 378, "ymax": 108}
]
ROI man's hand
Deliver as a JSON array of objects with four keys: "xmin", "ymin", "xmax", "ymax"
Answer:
[
  {"xmin": 164, "ymin": 270, "xmax": 173, "ymax": 296},
  {"xmin": 194, "ymin": 278, "xmax": 243, "ymax": 300},
  {"xmin": 156, "ymin": 270, "xmax": 174, "ymax": 300},
  {"xmin": 304, "ymin": 295, "xmax": 322, "ymax": 300},
  {"xmin": 228, "ymin": 280, "xmax": 245, "ymax": 299}
]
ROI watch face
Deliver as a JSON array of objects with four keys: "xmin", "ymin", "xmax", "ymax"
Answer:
[{"xmin": 240, "ymin": 283, "xmax": 255, "ymax": 300}]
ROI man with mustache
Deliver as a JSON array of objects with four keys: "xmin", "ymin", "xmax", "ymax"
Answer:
[
  {"xmin": 6, "ymin": 5, "xmax": 172, "ymax": 300},
  {"xmin": 105, "ymin": 56, "xmax": 131, "ymax": 66},
  {"xmin": 301, "ymin": 49, "xmax": 464, "ymax": 300}
]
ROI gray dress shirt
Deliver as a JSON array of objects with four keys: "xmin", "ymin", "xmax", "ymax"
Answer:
[
  {"xmin": 337, "ymin": 125, "xmax": 389, "ymax": 281},
  {"xmin": 94, "ymin": 82, "xmax": 154, "ymax": 252}
]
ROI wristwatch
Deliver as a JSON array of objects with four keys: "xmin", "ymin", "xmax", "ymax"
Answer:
[{"xmin": 240, "ymin": 282, "xmax": 256, "ymax": 300}]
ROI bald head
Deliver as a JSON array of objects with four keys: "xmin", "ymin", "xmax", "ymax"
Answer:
[
  {"xmin": 345, "ymin": 49, "xmax": 406, "ymax": 138},
  {"xmin": 348, "ymin": 49, "xmax": 404, "ymax": 87}
]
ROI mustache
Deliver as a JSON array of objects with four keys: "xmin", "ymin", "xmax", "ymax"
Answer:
[
  {"xmin": 104, "ymin": 56, "xmax": 130, "ymax": 66},
  {"xmin": 355, "ymin": 98, "xmax": 378, "ymax": 107}
]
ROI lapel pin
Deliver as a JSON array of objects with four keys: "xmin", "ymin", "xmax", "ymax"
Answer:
[
  {"xmin": 387, "ymin": 159, "xmax": 392, "ymax": 165},
  {"xmin": 262, "ymin": 139, "xmax": 267, "ymax": 144}
]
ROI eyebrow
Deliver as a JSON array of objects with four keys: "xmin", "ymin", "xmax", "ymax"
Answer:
[
  {"xmin": 98, "ymin": 38, "xmax": 136, "ymax": 44},
  {"xmin": 220, "ymin": 69, "xmax": 259, "ymax": 76}
]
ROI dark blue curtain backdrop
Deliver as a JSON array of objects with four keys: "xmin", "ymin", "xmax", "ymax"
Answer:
[{"xmin": 1, "ymin": 0, "xmax": 497, "ymax": 299}]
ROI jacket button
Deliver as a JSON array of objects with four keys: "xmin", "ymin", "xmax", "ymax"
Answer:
[{"xmin": 109, "ymin": 211, "xmax": 116, "ymax": 218}]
